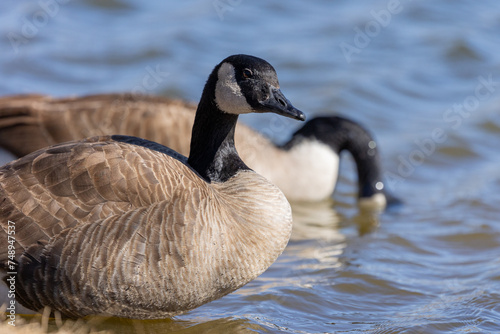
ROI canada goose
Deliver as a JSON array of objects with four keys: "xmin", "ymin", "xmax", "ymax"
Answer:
[
  {"xmin": 0, "ymin": 95, "xmax": 389, "ymax": 206},
  {"xmin": 0, "ymin": 54, "xmax": 305, "ymax": 319}
]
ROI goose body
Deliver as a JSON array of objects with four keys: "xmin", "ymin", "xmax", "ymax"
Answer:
[
  {"xmin": 0, "ymin": 54, "xmax": 305, "ymax": 319},
  {"xmin": 0, "ymin": 94, "xmax": 389, "ymax": 205}
]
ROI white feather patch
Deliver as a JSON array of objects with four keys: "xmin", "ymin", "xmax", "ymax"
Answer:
[
  {"xmin": 215, "ymin": 63, "xmax": 253, "ymax": 115},
  {"xmin": 253, "ymin": 139, "xmax": 340, "ymax": 202}
]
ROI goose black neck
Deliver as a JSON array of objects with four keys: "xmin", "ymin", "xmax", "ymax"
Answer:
[
  {"xmin": 187, "ymin": 69, "xmax": 248, "ymax": 183},
  {"xmin": 284, "ymin": 116, "xmax": 384, "ymax": 198}
]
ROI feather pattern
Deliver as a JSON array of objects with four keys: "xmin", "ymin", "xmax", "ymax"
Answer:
[{"xmin": 0, "ymin": 135, "xmax": 292, "ymax": 318}]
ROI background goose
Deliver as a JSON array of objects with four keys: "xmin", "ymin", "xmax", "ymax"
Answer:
[
  {"xmin": 0, "ymin": 54, "xmax": 305, "ymax": 319},
  {"xmin": 0, "ymin": 94, "xmax": 391, "ymax": 206}
]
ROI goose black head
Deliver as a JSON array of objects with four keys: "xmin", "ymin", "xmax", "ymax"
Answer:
[{"xmin": 213, "ymin": 54, "xmax": 305, "ymax": 121}]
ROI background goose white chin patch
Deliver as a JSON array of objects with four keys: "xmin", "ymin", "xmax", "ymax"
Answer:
[{"xmin": 215, "ymin": 63, "xmax": 253, "ymax": 115}]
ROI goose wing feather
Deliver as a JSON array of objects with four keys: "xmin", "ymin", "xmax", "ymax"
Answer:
[{"xmin": 0, "ymin": 136, "xmax": 206, "ymax": 317}]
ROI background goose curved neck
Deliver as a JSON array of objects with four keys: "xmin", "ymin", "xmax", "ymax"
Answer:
[
  {"xmin": 284, "ymin": 116, "xmax": 384, "ymax": 199},
  {"xmin": 187, "ymin": 66, "xmax": 248, "ymax": 183}
]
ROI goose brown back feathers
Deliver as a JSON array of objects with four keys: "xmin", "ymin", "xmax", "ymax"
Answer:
[{"xmin": 0, "ymin": 94, "xmax": 196, "ymax": 158}]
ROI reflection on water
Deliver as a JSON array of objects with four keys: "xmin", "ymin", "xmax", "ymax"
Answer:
[
  {"xmin": 12, "ymin": 313, "xmax": 263, "ymax": 334},
  {"xmin": 290, "ymin": 199, "xmax": 342, "ymax": 241},
  {"xmin": 2, "ymin": 0, "xmax": 500, "ymax": 333},
  {"xmin": 88, "ymin": 315, "xmax": 264, "ymax": 334}
]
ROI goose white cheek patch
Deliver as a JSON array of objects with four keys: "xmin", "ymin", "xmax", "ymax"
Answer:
[{"xmin": 215, "ymin": 63, "xmax": 253, "ymax": 115}]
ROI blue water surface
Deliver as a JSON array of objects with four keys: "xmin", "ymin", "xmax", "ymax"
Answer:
[{"xmin": 1, "ymin": 0, "xmax": 500, "ymax": 333}]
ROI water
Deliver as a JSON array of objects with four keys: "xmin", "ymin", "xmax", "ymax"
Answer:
[{"xmin": 1, "ymin": 0, "xmax": 500, "ymax": 333}]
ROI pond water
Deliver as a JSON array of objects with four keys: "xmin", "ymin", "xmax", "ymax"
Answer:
[{"xmin": 1, "ymin": 0, "xmax": 500, "ymax": 333}]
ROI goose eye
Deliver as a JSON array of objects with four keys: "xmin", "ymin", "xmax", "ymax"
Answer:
[{"xmin": 242, "ymin": 69, "xmax": 253, "ymax": 79}]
